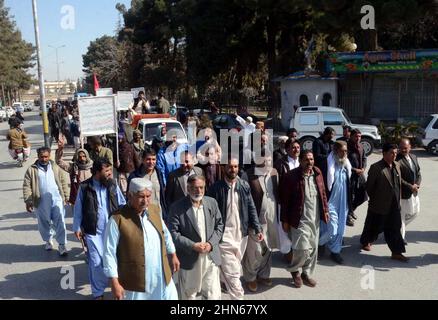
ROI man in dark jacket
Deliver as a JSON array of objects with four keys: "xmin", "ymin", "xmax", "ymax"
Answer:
[
  {"xmin": 207, "ymin": 156, "xmax": 263, "ymax": 300},
  {"xmin": 312, "ymin": 127, "xmax": 335, "ymax": 189},
  {"xmin": 360, "ymin": 144, "xmax": 408, "ymax": 262},
  {"xmin": 337, "ymin": 125, "xmax": 352, "ymax": 143},
  {"xmin": 396, "ymin": 138, "xmax": 421, "ymax": 243},
  {"xmin": 280, "ymin": 150, "xmax": 329, "ymax": 288},
  {"xmin": 275, "ymin": 138, "xmax": 301, "ymax": 183},
  {"xmin": 166, "ymin": 151, "xmax": 204, "ymax": 205},
  {"xmin": 128, "ymin": 148, "xmax": 168, "ymax": 221},
  {"xmin": 48, "ymin": 103, "xmax": 62, "ymax": 143},
  {"xmin": 347, "ymin": 129, "xmax": 368, "ymax": 226},
  {"xmin": 115, "ymin": 134, "xmax": 141, "ymax": 196},
  {"xmin": 73, "ymin": 158, "xmax": 126, "ymax": 299},
  {"xmin": 168, "ymin": 175, "xmax": 224, "ymax": 300}
]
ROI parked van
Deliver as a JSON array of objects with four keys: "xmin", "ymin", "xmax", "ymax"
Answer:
[
  {"xmin": 136, "ymin": 117, "xmax": 188, "ymax": 146},
  {"xmin": 419, "ymin": 114, "xmax": 438, "ymax": 154},
  {"xmin": 291, "ymin": 106, "xmax": 381, "ymax": 156}
]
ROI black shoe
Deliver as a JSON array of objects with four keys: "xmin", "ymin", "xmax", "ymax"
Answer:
[
  {"xmin": 318, "ymin": 245, "xmax": 325, "ymax": 259},
  {"xmin": 330, "ymin": 253, "xmax": 344, "ymax": 265},
  {"xmin": 346, "ymin": 216, "xmax": 355, "ymax": 227},
  {"xmin": 350, "ymin": 212, "xmax": 358, "ymax": 220}
]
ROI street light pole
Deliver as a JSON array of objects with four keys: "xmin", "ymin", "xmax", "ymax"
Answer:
[
  {"xmin": 49, "ymin": 45, "xmax": 65, "ymax": 99},
  {"xmin": 32, "ymin": 0, "xmax": 50, "ymax": 148}
]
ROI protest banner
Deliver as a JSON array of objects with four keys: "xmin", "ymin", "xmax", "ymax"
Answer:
[
  {"xmin": 116, "ymin": 91, "xmax": 134, "ymax": 111},
  {"xmin": 131, "ymin": 87, "xmax": 145, "ymax": 99},
  {"xmin": 96, "ymin": 88, "xmax": 113, "ymax": 97},
  {"xmin": 78, "ymin": 96, "xmax": 117, "ymax": 137}
]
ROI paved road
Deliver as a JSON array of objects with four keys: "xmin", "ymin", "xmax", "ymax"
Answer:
[{"xmin": 1, "ymin": 111, "xmax": 438, "ymax": 300}]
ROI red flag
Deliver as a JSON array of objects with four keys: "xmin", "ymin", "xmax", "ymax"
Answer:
[{"xmin": 93, "ymin": 73, "xmax": 100, "ymax": 94}]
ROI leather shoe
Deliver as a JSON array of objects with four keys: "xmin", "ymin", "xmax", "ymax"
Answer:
[
  {"xmin": 247, "ymin": 280, "xmax": 258, "ymax": 292},
  {"xmin": 362, "ymin": 243, "xmax": 371, "ymax": 251},
  {"xmin": 291, "ymin": 272, "xmax": 303, "ymax": 288},
  {"xmin": 346, "ymin": 216, "xmax": 355, "ymax": 227},
  {"xmin": 330, "ymin": 253, "xmax": 344, "ymax": 264},
  {"xmin": 257, "ymin": 277, "xmax": 273, "ymax": 286},
  {"xmin": 391, "ymin": 253, "xmax": 409, "ymax": 262},
  {"xmin": 350, "ymin": 212, "xmax": 358, "ymax": 220},
  {"xmin": 301, "ymin": 273, "xmax": 317, "ymax": 287}
]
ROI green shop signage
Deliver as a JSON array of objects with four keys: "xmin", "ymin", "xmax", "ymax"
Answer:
[{"xmin": 327, "ymin": 49, "xmax": 438, "ymax": 73}]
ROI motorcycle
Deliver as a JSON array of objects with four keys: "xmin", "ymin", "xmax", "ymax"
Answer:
[{"xmin": 13, "ymin": 148, "xmax": 25, "ymax": 167}]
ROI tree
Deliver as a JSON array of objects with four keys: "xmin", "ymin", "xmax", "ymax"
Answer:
[
  {"xmin": 118, "ymin": 0, "xmax": 187, "ymax": 98},
  {"xmin": 82, "ymin": 35, "xmax": 129, "ymax": 91},
  {"xmin": 0, "ymin": 0, "xmax": 35, "ymax": 105}
]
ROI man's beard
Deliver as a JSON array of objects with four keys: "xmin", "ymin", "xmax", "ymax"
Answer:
[
  {"xmin": 190, "ymin": 195, "xmax": 203, "ymax": 202},
  {"xmin": 334, "ymin": 154, "xmax": 347, "ymax": 167},
  {"xmin": 225, "ymin": 172, "xmax": 238, "ymax": 180},
  {"xmin": 100, "ymin": 177, "xmax": 112, "ymax": 187}
]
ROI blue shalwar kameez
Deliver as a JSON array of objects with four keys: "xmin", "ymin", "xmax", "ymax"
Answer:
[
  {"xmin": 319, "ymin": 166, "xmax": 349, "ymax": 254},
  {"xmin": 73, "ymin": 179, "xmax": 126, "ymax": 298}
]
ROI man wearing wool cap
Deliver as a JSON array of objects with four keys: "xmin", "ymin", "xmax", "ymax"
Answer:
[{"xmin": 103, "ymin": 178, "xmax": 180, "ymax": 300}]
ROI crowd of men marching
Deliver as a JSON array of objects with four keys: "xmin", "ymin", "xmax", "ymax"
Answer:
[{"xmin": 18, "ymin": 97, "xmax": 422, "ymax": 300}]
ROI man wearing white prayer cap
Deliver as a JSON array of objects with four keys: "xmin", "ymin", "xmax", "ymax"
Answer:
[
  {"xmin": 235, "ymin": 113, "xmax": 256, "ymax": 156},
  {"xmin": 103, "ymin": 178, "xmax": 180, "ymax": 300}
]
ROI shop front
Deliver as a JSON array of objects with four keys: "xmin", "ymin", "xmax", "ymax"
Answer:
[{"xmin": 327, "ymin": 49, "xmax": 438, "ymax": 124}]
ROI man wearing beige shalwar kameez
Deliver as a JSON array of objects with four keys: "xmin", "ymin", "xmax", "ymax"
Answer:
[
  {"xmin": 280, "ymin": 151, "xmax": 329, "ymax": 288},
  {"xmin": 241, "ymin": 154, "xmax": 279, "ymax": 292},
  {"xmin": 207, "ymin": 158, "xmax": 263, "ymax": 300}
]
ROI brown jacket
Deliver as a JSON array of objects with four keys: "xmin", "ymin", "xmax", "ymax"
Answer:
[
  {"xmin": 7, "ymin": 128, "xmax": 28, "ymax": 150},
  {"xmin": 89, "ymin": 146, "xmax": 113, "ymax": 166},
  {"xmin": 280, "ymin": 166, "xmax": 329, "ymax": 229},
  {"xmin": 23, "ymin": 160, "xmax": 70, "ymax": 208},
  {"xmin": 111, "ymin": 204, "xmax": 172, "ymax": 292},
  {"xmin": 367, "ymin": 159, "xmax": 402, "ymax": 215}
]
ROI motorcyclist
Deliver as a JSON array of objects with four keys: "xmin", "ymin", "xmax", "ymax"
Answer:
[{"xmin": 6, "ymin": 118, "xmax": 31, "ymax": 162}]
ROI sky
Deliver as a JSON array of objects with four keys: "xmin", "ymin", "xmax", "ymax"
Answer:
[{"xmin": 5, "ymin": 0, "xmax": 132, "ymax": 82}]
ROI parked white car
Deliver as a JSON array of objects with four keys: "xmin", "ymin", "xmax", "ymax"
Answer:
[
  {"xmin": 419, "ymin": 114, "xmax": 438, "ymax": 154},
  {"xmin": 0, "ymin": 107, "xmax": 6, "ymax": 122},
  {"xmin": 24, "ymin": 102, "xmax": 33, "ymax": 111},
  {"xmin": 5, "ymin": 106, "xmax": 15, "ymax": 118},
  {"xmin": 12, "ymin": 102, "xmax": 24, "ymax": 113},
  {"xmin": 291, "ymin": 106, "xmax": 381, "ymax": 156}
]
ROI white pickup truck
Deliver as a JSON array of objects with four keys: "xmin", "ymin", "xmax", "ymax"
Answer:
[{"xmin": 291, "ymin": 106, "xmax": 381, "ymax": 156}]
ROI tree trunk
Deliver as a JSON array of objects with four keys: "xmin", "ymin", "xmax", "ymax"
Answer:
[
  {"xmin": 266, "ymin": 16, "xmax": 281, "ymax": 129},
  {"xmin": 1, "ymin": 84, "xmax": 5, "ymax": 106},
  {"xmin": 357, "ymin": 29, "xmax": 378, "ymax": 122}
]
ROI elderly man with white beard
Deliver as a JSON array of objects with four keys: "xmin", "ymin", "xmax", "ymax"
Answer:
[
  {"xmin": 319, "ymin": 141, "xmax": 352, "ymax": 264},
  {"xmin": 168, "ymin": 175, "xmax": 224, "ymax": 300}
]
